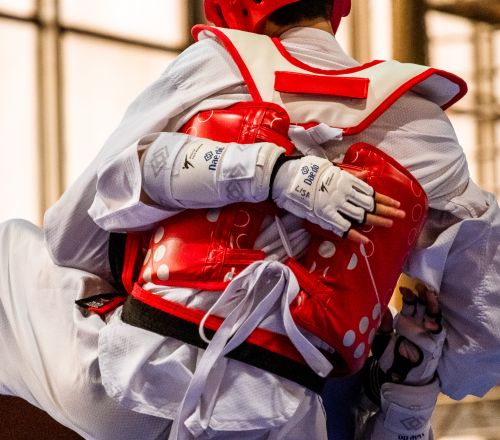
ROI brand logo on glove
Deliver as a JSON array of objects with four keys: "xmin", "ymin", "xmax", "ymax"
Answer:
[
  {"xmin": 400, "ymin": 416, "xmax": 428, "ymax": 432},
  {"xmin": 183, "ymin": 155, "xmax": 194, "ymax": 170},
  {"xmin": 304, "ymin": 164, "xmax": 320, "ymax": 186},
  {"xmin": 208, "ymin": 146, "xmax": 225, "ymax": 171},
  {"xmin": 397, "ymin": 435, "xmax": 425, "ymax": 440}
]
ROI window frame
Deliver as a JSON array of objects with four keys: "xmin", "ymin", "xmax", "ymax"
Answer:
[{"xmin": 0, "ymin": 0, "xmax": 202, "ymax": 224}]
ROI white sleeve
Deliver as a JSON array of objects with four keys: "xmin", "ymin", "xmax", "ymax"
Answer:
[
  {"xmin": 357, "ymin": 93, "xmax": 500, "ymax": 399},
  {"xmin": 383, "ymin": 96, "xmax": 500, "ymax": 398},
  {"xmin": 339, "ymin": 92, "xmax": 470, "ymax": 211},
  {"xmin": 406, "ymin": 187, "xmax": 500, "ymax": 399},
  {"xmin": 87, "ymin": 134, "xmax": 184, "ymax": 232},
  {"xmin": 357, "ymin": 381, "xmax": 439, "ymax": 440},
  {"xmin": 43, "ymin": 38, "xmax": 245, "ymax": 279}
]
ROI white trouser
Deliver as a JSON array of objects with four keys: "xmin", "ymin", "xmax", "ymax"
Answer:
[{"xmin": 0, "ymin": 219, "xmax": 170, "ymax": 440}]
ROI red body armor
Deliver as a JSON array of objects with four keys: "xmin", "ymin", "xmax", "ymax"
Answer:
[{"xmin": 124, "ymin": 101, "xmax": 428, "ymax": 376}]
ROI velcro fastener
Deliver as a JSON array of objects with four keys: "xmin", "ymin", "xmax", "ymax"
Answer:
[
  {"xmin": 219, "ymin": 142, "xmax": 260, "ymax": 181},
  {"xmin": 275, "ymin": 71, "xmax": 370, "ymax": 99}
]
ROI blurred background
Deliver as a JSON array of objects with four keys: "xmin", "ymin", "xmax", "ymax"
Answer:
[{"xmin": 0, "ymin": 0, "xmax": 498, "ymax": 439}]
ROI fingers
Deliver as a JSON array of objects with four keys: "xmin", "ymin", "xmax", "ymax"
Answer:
[
  {"xmin": 400, "ymin": 283, "xmax": 443, "ymax": 334},
  {"xmin": 373, "ymin": 192, "xmax": 406, "ymax": 219},
  {"xmin": 343, "ymin": 192, "xmax": 405, "ymax": 242},
  {"xmin": 346, "ymin": 206, "xmax": 405, "ymax": 244},
  {"xmin": 355, "ymin": 192, "xmax": 405, "ymax": 223},
  {"xmin": 373, "ymin": 202, "xmax": 406, "ymax": 220},
  {"xmin": 416, "ymin": 284, "xmax": 438, "ymax": 314},
  {"xmin": 364, "ymin": 192, "xmax": 405, "ymax": 228},
  {"xmin": 400, "ymin": 286, "xmax": 418, "ymax": 317},
  {"xmin": 374, "ymin": 192, "xmax": 401, "ymax": 208},
  {"xmin": 416, "ymin": 284, "xmax": 443, "ymax": 334},
  {"xmin": 365, "ymin": 213, "xmax": 394, "ymax": 228},
  {"xmin": 346, "ymin": 228, "xmax": 370, "ymax": 244},
  {"xmin": 345, "ymin": 212, "xmax": 402, "ymax": 243}
]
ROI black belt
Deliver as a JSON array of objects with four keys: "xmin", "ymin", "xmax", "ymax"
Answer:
[{"xmin": 121, "ymin": 295, "xmax": 327, "ymax": 393}]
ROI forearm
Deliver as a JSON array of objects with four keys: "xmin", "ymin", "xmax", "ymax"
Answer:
[
  {"xmin": 140, "ymin": 132, "xmax": 284, "ymax": 209},
  {"xmin": 46, "ymin": 126, "xmax": 283, "ymax": 276},
  {"xmin": 43, "ymin": 132, "xmax": 183, "ymax": 278},
  {"xmin": 356, "ymin": 283, "xmax": 444, "ymax": 440}
]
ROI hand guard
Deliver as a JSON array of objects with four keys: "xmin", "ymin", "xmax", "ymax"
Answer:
[
  {"xmin": 271, "ymin": 155, "xmax": 375, "ymax": 237},
  {"xmin": 378, "ymin": 288, "xmax": 446, "ymax": 386}
]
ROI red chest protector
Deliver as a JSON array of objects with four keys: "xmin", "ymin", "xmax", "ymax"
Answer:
[
  {"xmin": 114, "ymin": 27, "xmax": 470, "ymax": 381},
  {"xmin": 121, "ymin": 100, "xmax": 427, "ymax": 377}
]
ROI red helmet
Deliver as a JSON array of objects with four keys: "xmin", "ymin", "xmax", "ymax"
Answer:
[{"xmin": 204, "ymin": 0, "xmax": 351, "ymax": 34}]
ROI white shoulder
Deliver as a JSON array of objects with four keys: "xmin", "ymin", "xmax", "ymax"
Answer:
[
  {"xmin": 165, "ymin": 38, "xmax": 243, "ymax": 90},
  {"xmin": 367, "ymin": 92, "xmax": 470, "ymax": 207}
]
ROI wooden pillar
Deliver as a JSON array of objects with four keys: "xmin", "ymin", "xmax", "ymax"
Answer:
[
  {"xmin": 392, "ymin": 0, "xmax": 428, "ymax": 64},
  {"xmin": 390, "ymin": 1, "xmax": 428, "ymax": 311},
  {"xmin": 349, "ymin": 0, "xmax": 372, "ymax": 63},
  {"xmin": 473, "ymin": 23, "xmax": 496, "ymax": 193},
  {"xmin": 188, "ymin": 0, "xmax": 206, "ymax": 39},
  {"xmin": 36, "ymin": 0, "xmax": 64, "ymax": 220}
]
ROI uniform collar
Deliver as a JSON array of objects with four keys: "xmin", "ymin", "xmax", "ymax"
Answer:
[
  {"xmin": 279, "ymin": 27, "xmax": 337, "ymax": 51},
  {"xmin": 278, "ymin": 27, "xmax": 359, "ymax": 68}
]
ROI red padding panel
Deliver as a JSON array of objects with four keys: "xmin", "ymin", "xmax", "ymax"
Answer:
[{"xmin": 275, "ymin": 71, "xmax": 369, "ymax": 99}]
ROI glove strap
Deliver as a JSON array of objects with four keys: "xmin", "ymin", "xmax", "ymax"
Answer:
[{"xmin": 268, "ymin": 154, "xmax": 301, "ymax": 201}]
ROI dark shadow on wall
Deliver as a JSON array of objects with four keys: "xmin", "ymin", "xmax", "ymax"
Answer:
[{"xmin": 0, "ymin": 396, "xmax": 82, "ymax": 439}]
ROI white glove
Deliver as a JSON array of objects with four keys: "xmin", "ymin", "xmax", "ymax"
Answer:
[
  {"xmin": 379, "ymin": 286, "xmax": 446, "ymax": 386},
  {"xmin": 271, "ymin": 155, "xmax": 375, "ymax": 236}
]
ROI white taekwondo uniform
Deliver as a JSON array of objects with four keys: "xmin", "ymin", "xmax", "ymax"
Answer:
[{"xmin": 1, "ymin": 26, "xmax": 494, "ymax": 439}]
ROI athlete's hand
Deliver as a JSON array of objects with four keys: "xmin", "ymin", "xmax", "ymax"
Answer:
[
  {"xmin": 378, "ymin": 284, "xmax": 446, "ymax": 386},
  {"xmin": 361, "ymin": 283, "xmax": 445, "ymax": 406},
  {"xmin": 347, "ymin": 192, "xmax": 405, "ymax": 244},
  {"xmin": 271, "ymin": 155, "xmax": 404, "ymax": 239}
]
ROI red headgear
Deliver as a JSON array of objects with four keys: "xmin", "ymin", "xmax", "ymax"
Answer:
[{"xmin": 204, "ymin": 0, "xmax": 351, "ymax": 34}]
